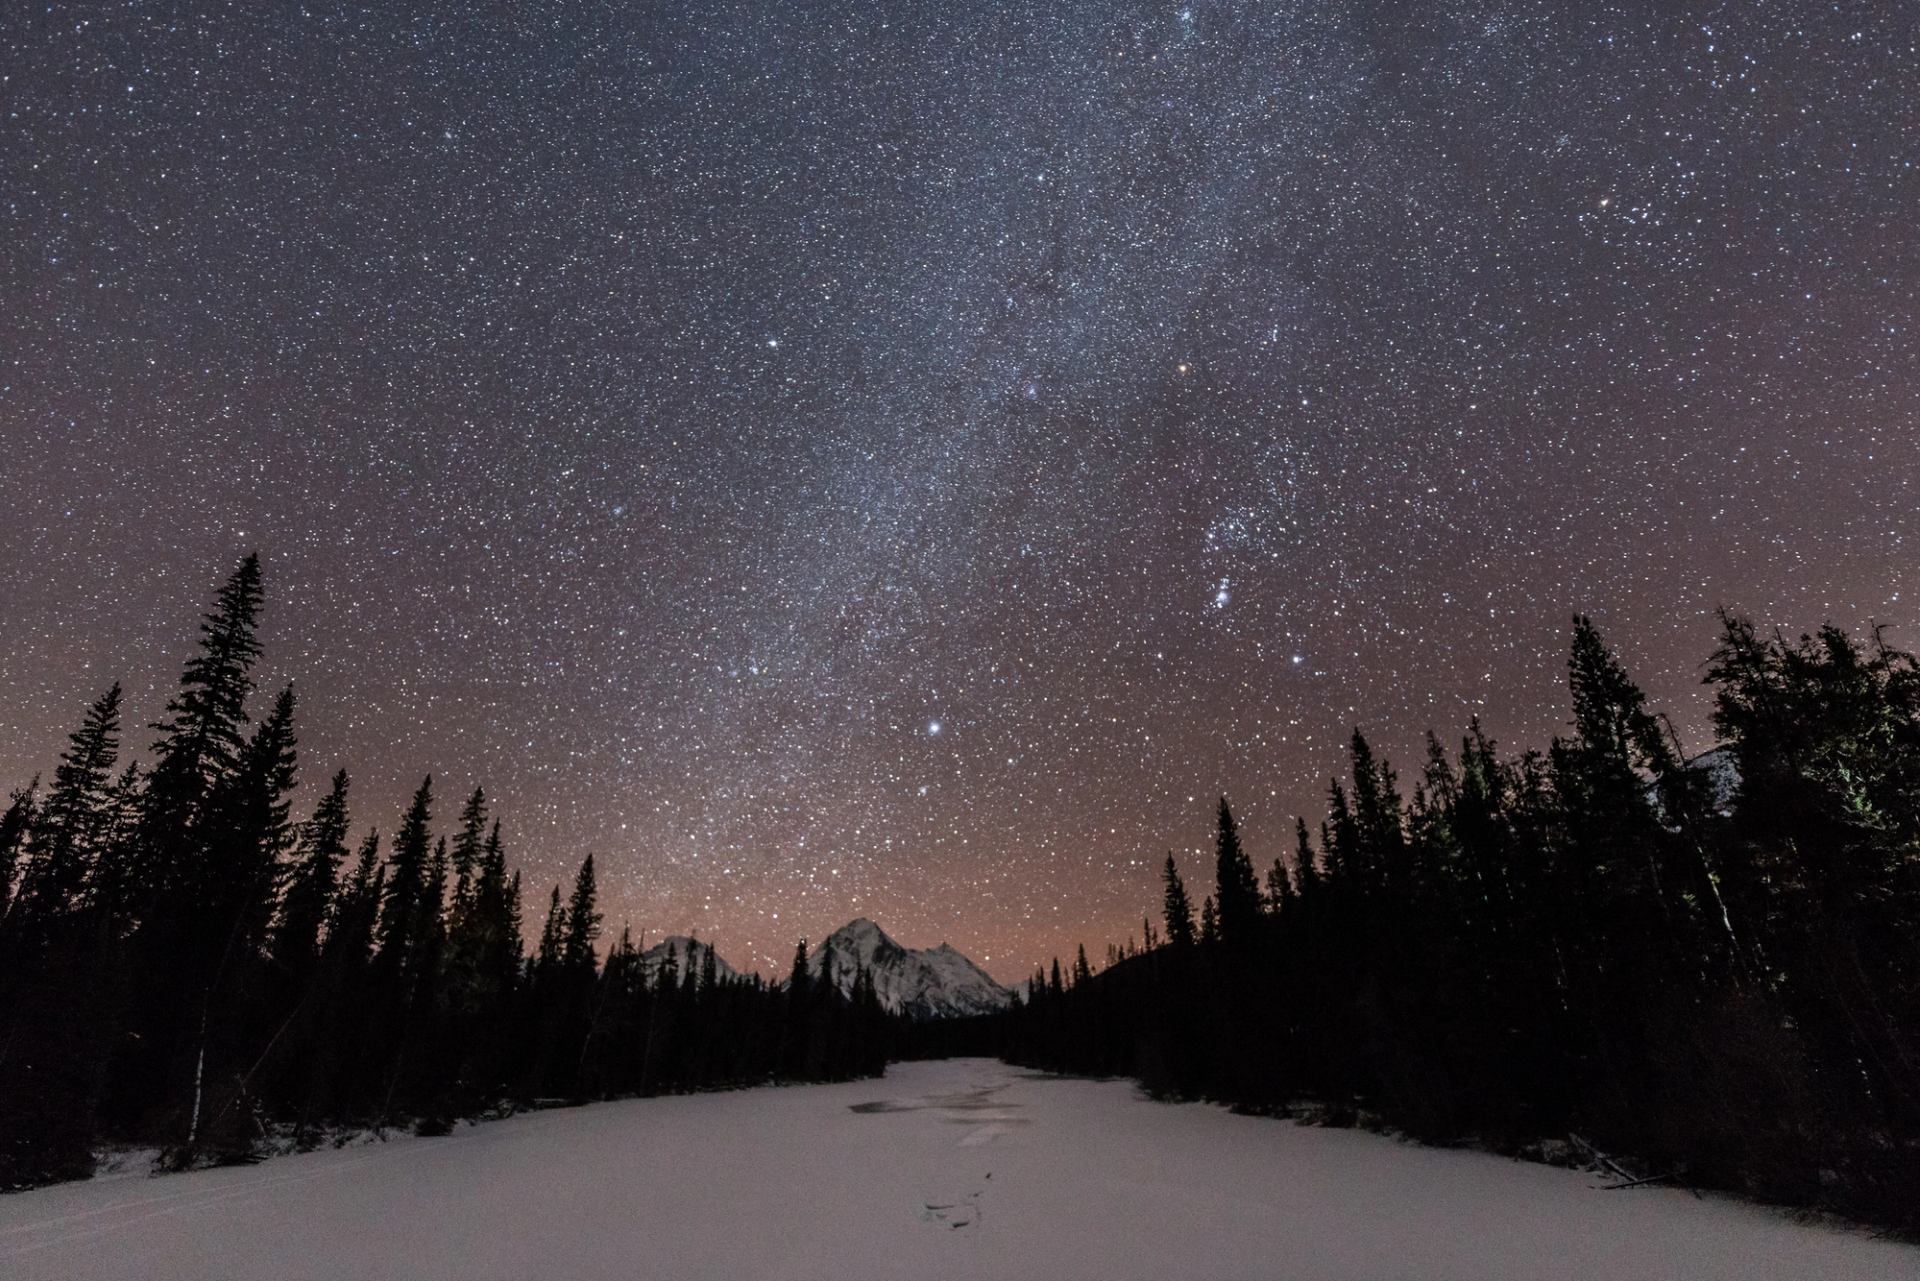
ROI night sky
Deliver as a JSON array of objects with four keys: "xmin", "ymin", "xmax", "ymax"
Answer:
[{"xmin": 3, "ymin": 3, "xmax": 1915, "ymax": 980}]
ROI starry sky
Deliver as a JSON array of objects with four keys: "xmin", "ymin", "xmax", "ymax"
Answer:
[{"xmin": 3, "ymin": 2, "xmax": 1916, "ymax": 980}]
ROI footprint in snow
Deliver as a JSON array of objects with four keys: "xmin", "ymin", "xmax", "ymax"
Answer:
[{"xmin": 919, "ymin": 1188, "xmax": 984, "ymax": 1230}]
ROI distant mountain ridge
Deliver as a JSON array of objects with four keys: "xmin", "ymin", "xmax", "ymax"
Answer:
[
  {"xmin": 810, "ymin": 917, "xmax": 1012, "ymax": 1020},
  {"xmin": 641, "ymin": 935, "xmax": 738, "ymax": 982},
  {"xmin": 635, "ymin": 921, "xmax": 1010, "ymax": 1020}
]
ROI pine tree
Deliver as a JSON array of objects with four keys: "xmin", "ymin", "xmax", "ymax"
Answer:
[
  {"xmin": 1323, "ymin": 781, "xmax": 1357, "ymax": 894},
  {"xmin": 1161, "ymin": 853, "xmax": 1196, "ymax": 948},
  {"xmin": 449, "ymin": 787, "xmax": 488, "ymax": 913},
  {"xmin": 1213, "ymin": 797, "xmax": 1261, "ymax": 945},
  {"xmin": 173, "ymin": 684, "xmax": 299, "ymax": 1158},
  {"xmin": 1265, "ymin": 857, "xmax": 1291, "ymax": 913},
  {"xmin": 111, "ymin": 558, "xmax": 270, "ymax": 1139},
  {"xmin": 1072, "ymin": 944, "xmax": 1092, "ymax": 986},
  {"xmin": 1347, "ymin": 731, "xmax": 1405, "ymax": 894},
  {"xmin": 484, "ymin": 825, "xmax": 523, "ymax": 984},
  {"xmin": 1291, "ymin": 817, "xmax": 1320, "ymax": 901},
  {"xmin": 198, "ymin": 685, "xmax": 300, "ymax": 967},
  {"xmin": 142, "ymin": 555, "xmax": 265, "ymax": 859},
  {"xmin": 787, "ymin": 939, "xmax": 811, "ymax": 1005},
  {"xmin": 271, "ymin": 769, "xmax": 349, "ymax": 989},
  {"xmin": 15, "ymin": 684, "xmax": 122, "ymax": 927},
  {"xmin": 377, "ymin": 777, "xmax": 435, "ymax": 977},
  {"xmin": 0, "ymin": 784, "xmax": 34, "ymax": 923},
  {"xmin": 323, "ymin": 830, "xmax": 385, "ymax": 1103},
  {"xmin": 418, "ymin": 837, "xmax": 450, "ymax": 982},
  {"xmin": 443, "ymin": 817, "xmax": 522, "ymax": 1103},
  {"xmin": 330, "ymin": 832, "xmax": 383, "ymax": 966},
  {"xmin": 562, "ymin": 855, "xmax": 600, "ymax": 976},
  {"xmin": 85, "ymin": 763, "xmax": 143, "ymax": 928},
  {"xmin": 534, "ymin": 886, "xmax": 566, "ymax": 975}
]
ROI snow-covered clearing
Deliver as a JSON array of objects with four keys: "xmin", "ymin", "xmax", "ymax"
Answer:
[{"xmin": 1, "ymin": 1058, "xmax": 1912, "ymax": 1280}]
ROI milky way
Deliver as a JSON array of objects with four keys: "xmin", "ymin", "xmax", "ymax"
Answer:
[{"xmin": 3, "ymin": 3, "xmax": 1916, "ymax": 978}]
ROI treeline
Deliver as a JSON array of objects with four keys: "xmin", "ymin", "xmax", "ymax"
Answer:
[
  {"xmin": 1006, "ymin": 615, "xmax": 1920, "ymax": 1231},
  {"xmin": 0, "ymin": 555, "xmax": 891, "ymax": 1188}
]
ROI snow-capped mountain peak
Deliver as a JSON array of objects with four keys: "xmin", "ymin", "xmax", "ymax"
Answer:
[
  {"xmin": 641, "ymin": 935, "xmax": 738, "ymax": 981},
  {"xmin": 810, "ymin": 918, "xmax": 1010, "ymax": 1020}
]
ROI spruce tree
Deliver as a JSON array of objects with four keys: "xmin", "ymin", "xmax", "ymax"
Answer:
[
  {"xmin": 562, "ymin": 855, "xmax": 601, "ymax": 975},
  {"xmin": 1323, "ymin": 782, "xmax": 1358, "ymax": 894},
  {"xmin": 142, "ymin": 555, "xmax": 265, "ymax": 860},
  {"xmin": 16, "ymin": 684, "xmax": 122, "ymax": 926},
  {"xmin": 417, "ymin": 837, "xmax": 450, "ymax": 984},
  {"xmin": 1161, "ymin": 853, "xmax": 1196, "ymax": 948},
  {"xmin": 83, "ymin": 764, "xmax": 143, "ymax": 931},
  {"xmin": 534, "ymin": 886, "xmax": 566, "ymax": 975},
  {"xmin": 175, "ymin": 684, "xmax": 299, "ymax": 1158},
  {"xmin": 377, "ymin": 777, "xmax": 435, "ymax": 977},
  {"xmin": 1347, "ymin": 732, "xmax": 1405, "ymax": 894},
  {"xmin": 271, "ymin": 769, "xmax": 350, "ymax": 989},
  {"xmin": 450, "ymin": 787, "xmax": 488, "ymax": 912},
  {"xmin": 1265, "ymin": 857, "xmax": 1291, "ymax": 913},
  {"xmin": 444, "ymin": 817, "xmax": 521, "ymax": 1102},
  {"xmin": 1213, "ymin": 797, "xmax": 1261, "ymax": 945},
  {"xmin": 198, "ymin": 684, "xmax": 300, "ymax": 966},
  {"xmin": 206, "ymin": 691, "xmax": 299, "ymax": 952},
  {"xmin": 787, "ymin": 939, "xmax": 811, "ymax": 1005},
  {"xmin": 1292, "ymin": 817, "xmax": 1320, "ymax": 901},
  {"xmin": 0, "ymin": 784, "xmax": 34, "ymax": 923}
]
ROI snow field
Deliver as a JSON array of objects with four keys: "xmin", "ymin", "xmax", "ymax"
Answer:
[{"xmin": 0, "ymin": 1058, "xmax": 1913, "ymax": 1281}]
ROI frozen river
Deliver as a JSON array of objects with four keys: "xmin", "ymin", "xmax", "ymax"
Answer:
[{"xmin": 1, "ymin": 1058, "xmax": 1912, "ymax": 1280}]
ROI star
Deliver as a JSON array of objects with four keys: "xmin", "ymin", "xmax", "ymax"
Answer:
[{"xmin": 0, "ymin": 0, "xmax": 1908, "ymax": 985}]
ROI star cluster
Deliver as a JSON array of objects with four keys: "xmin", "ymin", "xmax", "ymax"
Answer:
[{"xmin": 2, "ymin": 2, "xmax": 1915, "ymax": 978}]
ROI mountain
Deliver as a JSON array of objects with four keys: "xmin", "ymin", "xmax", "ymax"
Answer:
[
  {"xmin": 641, "ymin": 935, "xmax": 739, "ymax": 982},
  {"xmin": 810, "ymin": 918, "xmax": 1011, "ymax": 1020}
]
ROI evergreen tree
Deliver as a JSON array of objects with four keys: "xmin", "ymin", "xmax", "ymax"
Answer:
[
  {"xmin": 1291, "ymin": 817, "xmax": 1319, "ymax": 901},
  {"xmin": 1322, "ymin": 781, "xmax": 1357, "ymax": 893},
  {"xmin": 196, "ymin": 685, "xmax": 300, "ymax": 968},
  {"xmin": 377, "ymin": 777, "xmax": 436, "ymax": 979},
  {"xmin": 418, "ymin": 837, "xmax": 450, "ymax": 986},
  {"xmin": 15, "ymin": 684, "xmax": 122, "ymax": 926},
  {"xmin": 449, "ymin": 787, "xmax": 488, "ymax": 912},
  {"xmin": 562, "ymin": 854, "xmax": 601, "ymax": 976},
  {"xmin": 0, "ymin": 784, "xmax": 34, "ymax": 923},
  {"xmin": 1161, "ymin": 853, "xmax": 1196, "ymax": 948},
  {"xmin": 1264, "ymin": 857, "xmax": 1291, "ymax": 913},
  {"xmin": 83, "ymin": 764, "xmax": 143, "ymax": 930},
  {"xmin": 108, "ymin": 557, "xmax": 269, "ymax": 1145},
  {"xmin": 1346, "ymin": 731, "xmax": 1404, "ymax": 894},
  {"xmin": 444, "ymin": 817, "xmax": 521, "ymax": 1103},
  {"xmin": 271, "ymin": 769, "xmax": 350, "ymax": 990},
  {"xmin": 534, "ymin": 886, "xmax": 566, "ymax": 975},
  {"xmin": 175, "ymin": 683, "xmax": 300, "ymax": 1159},
  {"xmin": 787, "ymin": 940, "xmax": 811, "ymax": 1004},
  {"xmin": 141, "ymin": 555, "xmax": 265, "ymax": 871},
  {"xmin": 306, "ymin": 831, "xmax": 383, "ymax": 1120},
  {"xmin": 1212, "ymin": 798, "xmax": 1261, "ymax": 946}
]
